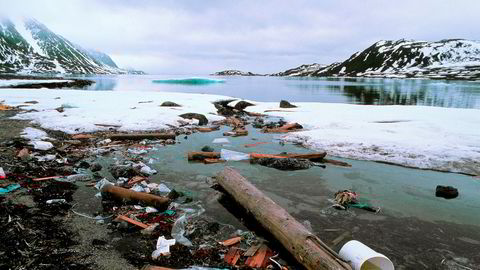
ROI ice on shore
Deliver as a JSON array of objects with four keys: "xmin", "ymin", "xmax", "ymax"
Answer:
[
  {"xmin": 1, "ymin": 89, "xmax": 226, "ymax": 134},
  {"xmin": 2, "ymin": 89, "xmax": 479, "ymax": 175},
  {"xmin": 244, "ymin": 102, "xmax": 480, "ymax": 175}
]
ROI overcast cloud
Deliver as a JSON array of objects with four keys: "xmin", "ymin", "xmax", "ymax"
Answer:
[{"xmin": 1, "ymin": 0, "xmax": 479, "ymax": 74}]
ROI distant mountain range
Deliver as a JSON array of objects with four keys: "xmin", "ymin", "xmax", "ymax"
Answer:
[
  {"xmin": 0, "ymin": 18, "xmax": 144, "ymax": 74},
  {"xmin": 216, "ymin": 39, "xmax": 480, "ymax": 80}
]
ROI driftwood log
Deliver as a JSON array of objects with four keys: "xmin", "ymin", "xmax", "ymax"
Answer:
[
  {"xmin": 217, "ymin": 167, "xmax": 351, "ymax": 270},
  {"xmin": 108, "ymin": 133, "xmax": 175, "ymax": 140},
  {"xmin": 187, "ymin": 151, "xmax": 221, "ymax": 161},
  {"xmin": 102, "ymin": 185, "xmax": 170, "ymax": 210},
  {"xmin": 250, "ymin": 152, "xmax": 327, "ymax": 161}
]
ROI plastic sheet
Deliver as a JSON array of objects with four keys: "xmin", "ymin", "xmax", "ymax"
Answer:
[{"xmin": 220, "ymin": 149, "xmax": 250, "ymax": 161}]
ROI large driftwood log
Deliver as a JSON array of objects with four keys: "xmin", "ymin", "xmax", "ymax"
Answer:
[
  {"xmin": 108, "ymin": 133, "xmax": 175, "ymax": 140},
  {"xmin": 217, "ymin": 167, "xmax": 351, "ymax": 270}
]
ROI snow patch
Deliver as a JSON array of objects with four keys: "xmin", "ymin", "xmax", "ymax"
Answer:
[{"xmin": 11, "ymin": 17, "xmax": 46, "ymax": 56}]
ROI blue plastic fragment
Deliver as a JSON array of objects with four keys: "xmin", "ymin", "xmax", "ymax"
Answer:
[{"xmin": 0, "ymin": 183, "xmax": 21, "ymax": 195}]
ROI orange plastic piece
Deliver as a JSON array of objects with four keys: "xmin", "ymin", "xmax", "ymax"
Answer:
[{"xmin": 116, "ymin": 215, "xmax": 149, "ymax": 229}]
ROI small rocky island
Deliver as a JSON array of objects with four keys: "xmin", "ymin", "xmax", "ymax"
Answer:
[{"xmin": 213, "ymin": 70, "xmax": 262, "ymax": 76}]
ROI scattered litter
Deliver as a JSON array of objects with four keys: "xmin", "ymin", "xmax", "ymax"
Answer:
[
  {"xmin": 152, "ymin": 236, "xmax": 176, "ymax": 259},
  {"xmin": 212, "ymin": 138, "xmax": 230, "ymax": 144},
  {"xmin": 220, "ymin": 149, "xmax": 250, "ymax": 161},
  {"xmin": 0, "ymin": 167, "xmax": 5, "ymax": 179},
  {"xmin": 171, "ymin": 214, "xmax": 192, "ymax": 246},
  {"xmin": 35, "ymin": 154, "xmax": 56, "ymax": 161},
  {"xmin": 46, "ymin": 199, "xmax": 67, "ymax": 204},
  {"xmin": 116, "ymin": 215, "xmax": 149, "ymax": 229},
  {"xmin": 30, "ymin": 141, "xmax": 54, "ymax": 151},
  {"xmin": 333, "ymin": 190, "xmax": 379, "ymax": 213},
  {"xmin": 0, "ymin": 183, "xmax": 21, "ymax": 195},
  {"xmin": 244, "ymin": 142, "xmax": 270, "ymax": 148},
  {"xmin": 220, "ymin": 236, "xmax": 242, "ymax": 246}
]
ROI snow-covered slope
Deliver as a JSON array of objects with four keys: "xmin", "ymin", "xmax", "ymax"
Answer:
[
  {"xmin": 271, "ymin": 63, "xmax": 328, "ymax": 76},
  {"xmin": 276, "ymin": 39, "xmax": 480, "ymax": 80},
  {"xmin": 0, "ymin": 18, "xmax": 131, "ymax": 74},
  {"xmin": 213, "ymin": 70, "xmax": 260, "ymax": 76}
]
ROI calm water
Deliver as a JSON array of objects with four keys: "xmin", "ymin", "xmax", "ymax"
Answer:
[{"xmin": 72, "ymin": 74, "xmax": 480, "ymax": 109}]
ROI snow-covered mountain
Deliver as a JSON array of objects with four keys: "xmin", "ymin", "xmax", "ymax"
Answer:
[
  {"xmin": 0, "ymin": 18, "xmax": 141, "ymax": 74},
  {"xmin": 276, "ymin": 39, "xmax": 480, "ymax": 80},
  {"xmin": 213, "ymin": 69, "xmax": 261, "ymax": 76},
  {"xmin": 271, "ymin": 63, "xmax": 328, "ymax": 76}
]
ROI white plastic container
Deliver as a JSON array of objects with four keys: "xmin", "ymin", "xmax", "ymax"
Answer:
[
  {"xmin": 339, "ymin": 240, "xmax": 394, "ymax": 270},
  {"xmin": 0, "ymin": 167, "xmax": 5, "ymax": 179}
]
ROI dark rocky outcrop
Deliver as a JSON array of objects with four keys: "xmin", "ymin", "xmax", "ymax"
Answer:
[
  {"xmin": 179, "ymin": 113, "xmax": 208, "ymax": 126},
  {"xmin": 279, "ymin": 100, "xmax": 297, "ymax": 108},
  {"xmin": 160, "ymin": 101, "xmax": 181, "ymax": 107},
  {"xmin": 435, "ymin": 185, "xmax": 459, "ymax": 199}
]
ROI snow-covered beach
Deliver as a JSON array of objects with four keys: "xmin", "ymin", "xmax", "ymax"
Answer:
[{"xmin": 2, "ymin": 88, "xmax": 479, "ymax": 175}]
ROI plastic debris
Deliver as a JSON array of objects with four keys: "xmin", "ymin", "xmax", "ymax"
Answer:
[
  {"xmin": 212, "ymin": 138, "xmax": 230, "ymax": 144},
  {"xmin": 30, "ymin": 141, "xmax": 54, "ymax": 151},
  {"xmin": 152, "ymin": 236, "xmax": 176, "ymax": 259},
  {"xmin": 0, "ymin": 183, "xmax": 21, "ymax": 195},
  {"xmin": 171, "ymin": 214, "xmax": 192, "ymax": 246},
  {"xmin": 116, "ymin": 215, "xmax": 149, "ymax": 229},
  {"xmin": 0, "ymin": 167, "xmax": 5, "ymax": 179},
  {"xmin": 46, "ymin": 199, "xmax": 67, "ymax": 204},
  {"xmin": 220, "ymin": 149, "xmax": 250, "ymax": 161},
  {"xmin": 35, "ymin": 154, "xmax": 56, "ymax": 161}
]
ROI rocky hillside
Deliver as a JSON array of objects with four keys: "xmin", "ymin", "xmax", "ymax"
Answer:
[
  {"xmin": 276, "ymin": 39, "xmax": 480, "ymax": 80},
  {"xmin": 271, "ymin": 63, "xmax": 327, "ymax": 76},
  {"xmin": 213, "ymin": 70, "xmax": 261, "ymax": 76},
  {"xmin": 0, "ymin": 18, "xmax": 142, "ymax": 74}
]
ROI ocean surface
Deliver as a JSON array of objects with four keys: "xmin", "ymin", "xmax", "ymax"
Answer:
[{"xmin": 73, "ymin": 74, "xmax": 480, "ymax": 109}]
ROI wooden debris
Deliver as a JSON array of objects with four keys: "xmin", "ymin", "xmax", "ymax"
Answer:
[
  {"xmin": 245, "ymin": 111, "xmax": 265, "ymax": 117},
  {"xmin": 32, "ymin": 175, "xmax": 64, "ymax": 182},
  {"xmin": 102, "ymin": 185, "xmax": 170, "ymax": 210},
  {"xmin": 95, "ymin": 123, "xmax": 122, "ymax": 128},
  {"xmin": 127, "ymin": 176, "xmax": 148, "ymax": 187},
  {"xmin": 220, "ymin": 236, "xmax": 242, "ymax": 246},
  {"xmin": 203, "ymin": 158, "xmax": 226, "ymax": 164},
  {"xmin": 244, "ymin": 142, "xmax": 270, "ymax": 148},
  {"xmin": 250, "ymin": 152, "xmax": 327, "ymax": 161},
  {"xmin": 196, "ymin": 126, "xmax": 220, "ymax": 132},
  {"xmin": 224, "ymin": 247, "xmax": 242, "ymax": 266},
  {"xmin": 116, "ymin": 215, "xmax": 149, "ymax": 229},
  {"xmin": 245, "ymin": 244, "xmax": 273, "ymax": 268},
  {"xmin": 323, "ymin": 158, "xmax": 352, "ymax": 167},
  {"xmin": 263, "ymin": 122, "xmax": 303, "ymax": 133},
  {"xmin": 187, "ymin": 151, "xmax": 221, "ymax": 161},
  {"xmin": 244, "ymin": 244, "xmax": 261, "ymax": 257},
  {"xmin": 108, "ymin": 133, "xmax": 176, "ymax": 141},
  {"xmin": 72, "ymin": 134, "xmax": 95, "ymax": 139},
  {"xmin": 217, "ymin": 167, "xmax": 352, "ymax": 270}
]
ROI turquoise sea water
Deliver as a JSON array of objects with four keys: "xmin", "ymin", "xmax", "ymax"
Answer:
[{"xmin": 74, "ymin": 74, "xmax": 480, "ymax": 109}]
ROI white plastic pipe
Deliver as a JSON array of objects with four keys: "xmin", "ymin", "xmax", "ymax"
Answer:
[{"xmin": 339, "ymin": 240, "xmax": 394, "ymax": 270}]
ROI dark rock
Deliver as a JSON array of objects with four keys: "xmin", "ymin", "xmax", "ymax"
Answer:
[
  {"xmin": 78, "ymin": 161, "xmax": 90, "ymax": 169},
  {"xmin": 234, "ymin": 101, "xmax": 255, "ymax": 111},
  {"xmin": 201, "ymin": 146, "xmax": 215, "ymax": 152},
  {"xmin": 179, "ymin": 113, "xmax": 208, "ymax": 126},
  {"xmin": 91, "ymin": 239, "xmax": 108, "ymax": 246},
  {"xmin": 55, "ymin": 107, "xmax": 65, "ymax": 113},
  {"xmin": 165, "ymin": 139, "xmax": 176, "ymax": 145},
  {"xmin": 57, "ymin": 166, "xmax": 75, "ymax": 175},
  {"xmin": 280, "ymin": 100, "xmax": 297, "ymax": 108},
  {"xmin": 110, "ymin": 165, "xmax": 138, "ymax": 179},
  {"xmin": 90, "ymin": 163, "xmax": 102, "ymax": 172},
  {"xmin": 252, "ymin": 158, "xmax": 313, "ymax": 170},
  {"xmin": 160, "ymin": 101, "xmax": 181, "ymax": 107},
  {"xmin": 436, "ymin": 185, "xmax": 459, "ymax": 199}
]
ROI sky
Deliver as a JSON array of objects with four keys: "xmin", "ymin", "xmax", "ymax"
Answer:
[{"xmin": 1, "ymin": 0, "xmax": 479, "ymax": 74}]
